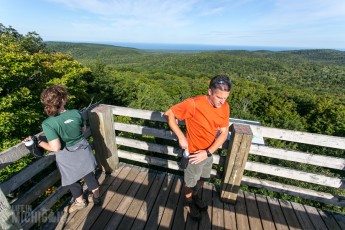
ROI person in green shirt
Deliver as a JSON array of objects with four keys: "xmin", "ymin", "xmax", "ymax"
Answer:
[{"xmin": 23, "ymin": 85, "xmax": 101, "ymax": 213}]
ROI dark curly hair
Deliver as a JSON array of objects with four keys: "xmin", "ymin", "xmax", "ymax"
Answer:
[{"xmin": 40, "ymin": 85, "xmax": 68, "ymax": 116}]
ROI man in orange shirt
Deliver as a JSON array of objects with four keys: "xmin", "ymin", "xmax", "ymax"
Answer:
[{"xmin": 164, "ymin": 75, "xmax": 231, "ymax": 220}]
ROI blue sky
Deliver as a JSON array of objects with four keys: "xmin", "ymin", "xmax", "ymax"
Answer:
[{"xmin": 1, "ymin": 0, "xmax": 344, "ymax": 49}]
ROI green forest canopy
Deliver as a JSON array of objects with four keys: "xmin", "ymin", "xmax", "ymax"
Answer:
[
  {"xmin": 47, "ymin": 41, "xmax": 345, "ymax": 134},
  {"xmin": 2, "ymin": 23, "xmax": 345, "ymax": 214},
  {"xmin": 1, "ymin": 24, "xmax": 345, "ymax": 152}
]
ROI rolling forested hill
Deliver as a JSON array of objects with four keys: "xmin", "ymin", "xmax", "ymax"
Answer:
[
  {"xmin": 44, "ymin": 41, "xmax": 345, "ymax": 138},
  {"xmin": 46, "ymin": 41, "xmax": 345, "ymax": 95},
  {"xmin": 2, "ymin": 25, "xmax": 344, "ymax": 215},
  {"xmin": 2, "ymin": 27, "xmax": 344, "ymax": 153}
]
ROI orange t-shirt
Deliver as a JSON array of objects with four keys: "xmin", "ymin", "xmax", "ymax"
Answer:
[{"xmin": 171, "ymin": 95, "xmax": 230, "ymax": 153}]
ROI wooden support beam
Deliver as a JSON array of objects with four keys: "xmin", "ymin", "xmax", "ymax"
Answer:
[
  {"xmin": 220, "ymin": 123, "xmax": 253, "ymax": 204},
  {"xmin": 89, "ymin": 105, "xmax": 119, "ymax": 173},
  {"xmin": 0, "ymin": 188, "xmax": 22, "ymax": 230}
]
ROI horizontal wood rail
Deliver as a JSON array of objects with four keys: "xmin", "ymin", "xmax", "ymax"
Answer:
[
  {"xmin": 250, "ymin": 125, "xmax": 345, "ymax": 149},
  {"xmin": 112, "ymin": 105, "xmax": 345, "ymax": 150},
  {"xmin": 110, "ymin": 105, "xmax": 345, "ymax": 207}
]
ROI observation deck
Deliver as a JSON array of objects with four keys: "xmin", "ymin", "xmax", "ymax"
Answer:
[{"xmin": 1, "ymin": 105, "xmax": 345, "ymax": 229}]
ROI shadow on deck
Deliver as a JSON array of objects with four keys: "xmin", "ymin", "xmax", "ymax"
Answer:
[{"xmin": 45, "ymin": 163, "xmax": 345, "ymax": 230}]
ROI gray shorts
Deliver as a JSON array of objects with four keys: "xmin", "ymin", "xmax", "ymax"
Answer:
[{"xmin": 184, "ymin": 156, "xmax": 213, "ymax": 188}]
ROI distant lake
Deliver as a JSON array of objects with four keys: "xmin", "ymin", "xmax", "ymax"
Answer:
[{"xmin": 97, "ymin": 42, "xmax": 305, "ymax": 52}]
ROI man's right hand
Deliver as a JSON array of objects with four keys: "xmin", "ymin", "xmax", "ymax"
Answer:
[{"xmin": 178, "ymin": 137, "xmax": 188, "ymax": 150}]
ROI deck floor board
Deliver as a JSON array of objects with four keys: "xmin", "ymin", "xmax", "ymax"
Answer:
[{"xmin": 50, "ymin": 163, "xmax": 344, "ymax": 230}]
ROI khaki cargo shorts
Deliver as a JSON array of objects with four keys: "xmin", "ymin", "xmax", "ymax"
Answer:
[{"xmin": 184, "ymin": 155, "xmax": 213, "ymax": 188}]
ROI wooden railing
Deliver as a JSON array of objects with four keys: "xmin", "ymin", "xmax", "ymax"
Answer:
[
  {"xmin": 0, "ymin": 106, "xmax": 96, "ymax": 230},
  {"xmin": 0, "ymin": 104, "xmax": 344, "ymax": 229},
  {"xmin": 107, "ymin": 105, "xmax": 345, "ymax": 206}
]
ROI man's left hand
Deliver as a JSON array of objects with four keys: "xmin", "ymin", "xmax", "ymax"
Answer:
[{"xmin": 189, "ymin": 150, "xmax": 208, "ymax": 164}]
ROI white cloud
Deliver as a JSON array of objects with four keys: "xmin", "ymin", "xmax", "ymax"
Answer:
[
  {"xmin": 257, "ymin": 0, "xmax": 345, "ymax": 26},
  {"xmin": 48, "ymin": 0, "xmax": 200, "ymax": 28}
]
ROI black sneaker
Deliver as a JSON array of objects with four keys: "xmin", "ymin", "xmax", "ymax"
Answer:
[
  {"xmin": 88, "ymin": 194, "xmax": 102, "ymax": 205},
  {"xmin": 186, "ymin": 201, "xmax": 201, "ymax": 221},
  {"xmin": 192, "ymin": 194, "xmax": 208, "ymax": 211}
]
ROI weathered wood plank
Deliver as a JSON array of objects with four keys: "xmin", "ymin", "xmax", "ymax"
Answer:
[
  {"xmin": 0, "ymin": 155, "xmax": 56, "ymax": 196},
  {"xmin": 46, "ymin": 164, "xmax": 345, "ymax": 230},
  {"xmin": 250, "ymin": 144, "xmax": 345, "ymax": 170},
  {"xmin": 130, "ymin": 172, "xmax": 167, "ymax": 230},
  {"xmin": 89, "ymin": 104, "xmax": 119, "ymax": 173},
  {"xmin": 245, "ymin": 161, "xmax": 344, "ymax": 188},
  {"xmin": 318, "ymin": 209, "xmax": 341, "ymax": 230},
  {"xmin": 114, "ymin": 122, "xmax": 177, "ymax": 141},
  {"xmin": 241, "ymin": 176, "xmax": 345, "ymax": 207},
  {"xmin": 171, "ymin": 179, "xmax": 187, "ymax": 230},
  {"xmin": 255, "ymin": 194, "xmax": 276, "ymax": 230},
  {"xmin": 112, "ymin": 105, "xmax": 255, "ymax": 126},
  {"xmin": 250, "ymin": 125, "xmax": 345, "ymax": 150},
  {"xmin": 21, "ymin": 185, "xmax": 69, "ymax": 230},
  {"xmin": 111, "ymin": 106, "xmax": 345, "ymax": 150},
  {"xmin": 158, "ymin": 175, "xmax": 182, "ymax": 230},
  {"xmin": 0, "ymin": 132, "xmax": 46, "ymax": 170},
  {"xmin": 90, "ymin": 166, "xmax": 141, "ymax": 229},
  {"xmin": 116, "ymin": 170, "xmax": 157, "ymax": 229},
  {"xmin": 278, "ymin": 199, "xmax": 301, "ymax": 230},
  {"xmin": 112, "ymin": 106, "xmax": 167, "ymax": 123},
  {"xmin": 289, "ymin": 202, "xmax": 315, "ymax": 230},
  {"xmin": 266, "ymin": 196, "xmax": 289, "ymax": 230},
  {"xmin": 104, "ymin": 167, "xmax": 149, "ymax": 229},
  {"xmin": 0, "ymin": 142, "xmax": 30, "ymax": 170},
  {"xmin": 118, "ymin": 149, "xmax": 180, "ymax": 171},
  {"xmin": 13, "ymin": 169, "xmax": 60, "ymax": 206},
  {"xmin": 243, "ymin": 191, "xmax": 263, "ymax": 230},
  {"xmin": 303, "ymin": 205, "xmax": 328, "ymax": 229},
  {"xmin": 116, "ymin": 136, "xmax": 222, "ymax": 165},
  {"xmin": 116, "ymin": 136, "xmax": 180, "ymax": 157},
  {"xmin": 221, "ymin": 124, "xmax": 253, "ymax": 203},
  {"xmin": 144, "ymin": 174, "xmax": 175, "ymax": 229},
  {"xmin": 110, "ymin": 105, "xmax": 343, "ymax": 150},
  {"xmin": 212, "ymin": 186, "xmax": 224, "ymax": 230},
  {"xmin": 223, "ymin": 201, "xmax": 237, "ymax": 230},
  {"xmin": 0, "ymin": 188, "xmax": 22, "ymax": 230},
  {"xmin": 235, "ymin": 190, "xmax": 250, "ymax": 230},
  {"xmin": 331, "ymin": 212, "xmax": 345, "ymax": 229},
  {"xmin": 117, "ymin": 149, "xmax": 219, "ymax": 178}
]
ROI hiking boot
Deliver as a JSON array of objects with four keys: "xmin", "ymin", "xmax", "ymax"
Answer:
[
  {"xmin": 193, "ymin": 193, "xmax": 208, "ymax": 211},
  {"xmin": 88, "ymin": 194, "xmax": 102, "ymax": 205},
  {"xmin": 185, "ymin": 201, "xmax": 201, "ymax": 221},
  {"xmin": 64, "ymin": 199, "xmax": 87, "ymax": 213}
]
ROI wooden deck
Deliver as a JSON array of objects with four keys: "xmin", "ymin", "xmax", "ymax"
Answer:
[{"xmin": 50, "ymin": 163, "xmax": 345, "ymax": 230}]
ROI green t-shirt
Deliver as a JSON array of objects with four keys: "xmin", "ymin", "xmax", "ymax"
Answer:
[{"xmin": 42, "ymin": 109, "xmax": 85, "ymax": 148}]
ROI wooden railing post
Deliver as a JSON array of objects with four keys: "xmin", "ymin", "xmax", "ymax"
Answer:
[
  {"xmin": 89, "ymin": 105, "xmax": 119, "ymax": 173},
  {"xmin": 220, "ymin": 123, "xmax": 253, "ymax": 204},
  {"xmin": 0, "ymin": 189, "xmax": 22, "ymax": 230}
]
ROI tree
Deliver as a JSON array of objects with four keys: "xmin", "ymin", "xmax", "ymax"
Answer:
[{"xmin": 0, "ymin": 25, "xmax": 92, "ymax": 151}]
